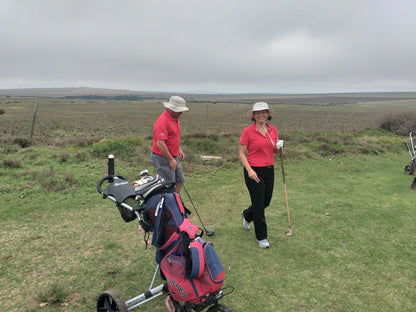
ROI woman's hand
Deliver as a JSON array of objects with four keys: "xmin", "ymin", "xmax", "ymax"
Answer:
[
  {"xmin": 239, "ymin": 144, "xmax": 260, "ymax": 183},
  {"xmin": 248, "ymin": 168, "xmax": 260, "ymax": 183}
]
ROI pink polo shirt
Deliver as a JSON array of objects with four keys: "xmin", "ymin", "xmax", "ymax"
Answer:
[
  {"xmin": 151, "ymin": 110, "xmax": 181, "ymax": 157},
  {"xmin": 239, "ymin": 123, "xmax": 278, "ymax": 167}
]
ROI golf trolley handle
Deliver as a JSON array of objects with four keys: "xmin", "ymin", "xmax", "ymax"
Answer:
[
  {"xmin": 96, "ymin": 174, "xmax": 126, "ymax": 195},
  {"xmin": 96, "ymin": 174, "xmax": 147, "ymax": 225}
]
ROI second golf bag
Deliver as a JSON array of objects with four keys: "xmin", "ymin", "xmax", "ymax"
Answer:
[{"xmin": 144, "ymin": 191, "xmax": 225, "ymax": 304}]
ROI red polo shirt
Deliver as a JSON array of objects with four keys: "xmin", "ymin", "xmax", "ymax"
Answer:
[
  {"xmin": 239, "ymin": 123, "xmax": 279, "ymax": 167},
  {"xmin": 151, "ymin": 109, "xmax": 181, "ymax": 157}
]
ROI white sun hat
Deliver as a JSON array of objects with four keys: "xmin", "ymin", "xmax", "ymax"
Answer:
[
  {"xmin": 163, "ymin": 96, "xmax": 189, "ymax": 112},
  {"xmin": 252, "ymin": 102, "xmax": 269, "ymax": 111}
]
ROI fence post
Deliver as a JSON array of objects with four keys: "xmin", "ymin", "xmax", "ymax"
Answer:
[{"xmin": 30, "ymin": 102, "xmax": 39, "ymax": 142}]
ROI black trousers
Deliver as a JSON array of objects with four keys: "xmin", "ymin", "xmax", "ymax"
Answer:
[{"xmin": 243, "ymin": 165, "xmax": 275, "ymax": 240}]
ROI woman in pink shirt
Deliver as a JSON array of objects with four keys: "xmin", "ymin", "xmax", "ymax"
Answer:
[{"xmin": 239, "ymin": 102, "xmax": 283, "ymax": 248}]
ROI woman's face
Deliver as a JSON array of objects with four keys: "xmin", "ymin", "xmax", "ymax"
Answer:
[{"xmin": 253, "ymin": 110, "xmax": 269, "ymax": 123}]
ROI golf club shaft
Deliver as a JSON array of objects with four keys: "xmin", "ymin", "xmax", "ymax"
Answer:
[
  {"xmin": 279, "ymin": 149, "xmax": 291, "ymax": 227},
  {"xmin": 410, "ymin": 132, "xmax": 416, "ymax": 155},
  {"xmin": 182, "ymin": 184, "xmax": 209, "ymax": 232}
]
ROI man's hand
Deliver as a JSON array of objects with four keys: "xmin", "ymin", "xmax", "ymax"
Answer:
[
  {"xmin": 169, "ymin": 158, "xmax": 178, "ymax": 171},
  {"xmin": 165, "ymin": 295, "xmax": 175, "ymax": 312},
  {"xmin": 138, "ymin": 225, "xmax": 145, "ymax": 234},
  {"xmin": 179, "ymin": 149, "xmax": 185, "ymax": 161}
]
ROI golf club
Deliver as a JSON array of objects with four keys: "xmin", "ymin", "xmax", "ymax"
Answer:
[
  {"xmin": 279, "ymin": 148, "xmax": 292, "ymax": 237},
  {"xmin": 138, "ymin": 169, "xmax": 149, "ymax": 177},
  {"xmin": 182, "ymin": 184, "xmax": 215, "ymax": 236}
]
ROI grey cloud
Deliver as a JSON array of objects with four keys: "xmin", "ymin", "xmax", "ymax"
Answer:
[{"xmin": 1, "ymin": 0, "xmax": 416, "ymax": 93}]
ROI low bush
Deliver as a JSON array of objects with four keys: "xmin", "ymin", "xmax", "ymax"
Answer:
[
  {"xmin": 37, "ymin": 283, "xmax": 68, "ymax": 305},
  {"xmin": 14, "ymin": 137, "xmax": 31, "ymax": 148},
  {"xmin": 379, "ymin": 111, "xmax": 416, "ymax": 135},
  {"xmin": 90, "ymin": 136, "xmax": 144, "ymax": 160},
  {"xmin": 2, "ymin": 158, "xmax": 21, "ymax": 168}
]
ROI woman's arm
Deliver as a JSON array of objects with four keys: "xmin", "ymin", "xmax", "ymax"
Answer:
[{"xmin": 239, "ymin": 144, "xmax": 260, "ymax": 183}]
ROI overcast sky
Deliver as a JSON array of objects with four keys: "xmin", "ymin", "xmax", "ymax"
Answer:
[{"xmin": 1, "ymin": 0, "xmax": 415, "ymax": 94}]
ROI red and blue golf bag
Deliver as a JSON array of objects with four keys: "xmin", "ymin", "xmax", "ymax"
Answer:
[{"xmin": 144, "ymin": 191, "xmax": 225, "ymax": 305}]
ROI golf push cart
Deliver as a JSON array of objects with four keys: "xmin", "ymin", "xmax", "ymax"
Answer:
[
  {"xmin": 403, "ymin": 132, "xmax": 416, "ymax": 190},
  {"xmin": 96, "ymin": 155, "xmax": 234, "ymax": 312}
]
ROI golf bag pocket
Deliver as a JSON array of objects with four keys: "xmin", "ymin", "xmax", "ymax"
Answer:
[
  {"xmin": 188, "ymin": 238, "xmax": 205, "ymax": 279},
  {"xmin": 116, "ymin": 203, "xmax": 136, "ymax": 222},
  {"xmin": 155, "ymin": 232, "xmax": 181, "ymax": 264},
  {"xmin": 146, "ymin": 193, "xmax": 187, "ymax": 243},
  {"xmin": 203, "ymin": 241, "xmax": 225, "ymax": 285},
  {"xmin": 160, "ymin": 238, "xmax": 225, "ymax": 304}
]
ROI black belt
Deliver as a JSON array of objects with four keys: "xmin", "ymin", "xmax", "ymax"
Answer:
[{"xmin": 252, "ymin": 165, "xmax": 274, "ymax": 169}]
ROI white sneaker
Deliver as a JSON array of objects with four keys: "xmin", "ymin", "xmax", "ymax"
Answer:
[
  {"xmin": 257, "ymin": 239, "xmax": 270, "ymax": 248},
  {"xmin": 241, "ymin": 211, "xmax": 250, "ymax": 231}
]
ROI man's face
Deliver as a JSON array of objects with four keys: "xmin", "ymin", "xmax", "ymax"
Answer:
[{"xmin": 168, "ymin": 109, "xmax": 183, "ymax": 119}]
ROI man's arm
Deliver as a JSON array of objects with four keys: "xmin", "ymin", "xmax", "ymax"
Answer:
[{"xmin": 157, "ymin": 139, "xmax": 177, "ymax": 171}]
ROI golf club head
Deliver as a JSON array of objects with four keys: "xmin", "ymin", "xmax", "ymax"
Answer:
[
  {"xmin": 206, "ymin": 229, "xmax": 215, "ymax": 236},
  {"xmin": 284, "ymin": 228, "xmax": 292, "ymax": 237},
  {"xmin": 138, "ymin": 169, "xmax": 149, "ymax": 177}
]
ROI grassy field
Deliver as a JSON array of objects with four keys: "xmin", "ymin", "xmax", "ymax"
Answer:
[
  {"xmin": 1, "ymin": 90, "xmax": 416, "ymax": 311},
  {"xmin": 2, "ymin": 91, "xmax": 416, "ymax": 143}
]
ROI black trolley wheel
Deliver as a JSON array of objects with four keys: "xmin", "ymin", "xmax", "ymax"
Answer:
[
  {"xmin": 404, "ymin": 165, "xmax": 414, "ymax": 175},
  {"xmin": 97, "ymin": 289, "xmax": 128, "ymax": 312},
  {"xmin": 206, "ymin": 304, "xmax": 235, "ymax": 312}
]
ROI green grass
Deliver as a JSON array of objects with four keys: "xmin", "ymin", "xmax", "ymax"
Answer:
[
  {"xmin": 1, "ymin": 143, "xmax": 415, "ymax": 311},
  {"xmin": 1, "ymin": 93, "xmax": 415, "ymax": 311}
]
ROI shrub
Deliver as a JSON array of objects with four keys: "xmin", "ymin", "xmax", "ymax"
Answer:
[
  {"xmin": 74, "ymin": 150, "xmax": 89, "ymax": 162},
  {"xmin": 59, "ymin": 153, "xmax": 69, "ymax": 163},
  {"xmin": 3, "ymin": 158, "xmax": 21, "ymax": 168},
  {"xmin": 182, "ymin": 133, "xmax": 230, "ymax": 155},
  {"xmin": 37, "ymin": 283, "xmax": 68, "ymax": 305},
  {"xmin": 379, "ymin": 111, "xmax": 416, "ymax": 135},
  {"xmin": 63, "ymin": 172, "xmax": 77, "ymax": 186},
  {"xmin": 0, "ymin": 109, "xmax": 5, "ymax": 115},
  {"xmin": 14, "ymin": 137, "xmax": 31, "ymax": 148},
  {"xmin": 90, "ymin": 136, "xmax": 144, "ymax": 160},
  {"xmin": 33, "ymin": 167, "xmax": 69, "ymax": 192}
]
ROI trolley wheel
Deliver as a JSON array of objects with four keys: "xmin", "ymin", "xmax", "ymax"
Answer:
[
  {"xmin": 411, "ymin": 182, "xmax": 416, "ymax": 190},
  {"xmin": 97, "ymin": 289, "xmax": 128, "ymax": 312},
  {"xmin": 206, "ymin": 304, "xmax": 235, "ymax": 312},
  {"xmin": 404, "ymin": 165, "xmax": 414, "ymax": 175}
]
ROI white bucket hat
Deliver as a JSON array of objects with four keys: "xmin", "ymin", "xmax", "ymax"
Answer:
[
  {"xmin": 247, "ymin": 102, "xmax": 274, "ymax": 119},
  {"xmin": 163, "ymin": 96, "xmax": 189, "ymax": 112},
  {"xmin": 252, "ymin": 102, "xmax": 269, "ymax": 111}
]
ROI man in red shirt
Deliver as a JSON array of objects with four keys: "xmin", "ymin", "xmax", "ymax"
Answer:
[{"xmin": 151, "ymin": 96, "xmax": 189, "ymax": 192}]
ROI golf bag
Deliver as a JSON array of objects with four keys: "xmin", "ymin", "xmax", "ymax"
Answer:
[{"xmin": 144, "ymin": 191, "xmax": 225, "ymax": 304}]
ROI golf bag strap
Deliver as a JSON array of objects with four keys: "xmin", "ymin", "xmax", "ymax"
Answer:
[{"xmin": 175, "ymin": 193, "xmax": 186, "ymax": 214}]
